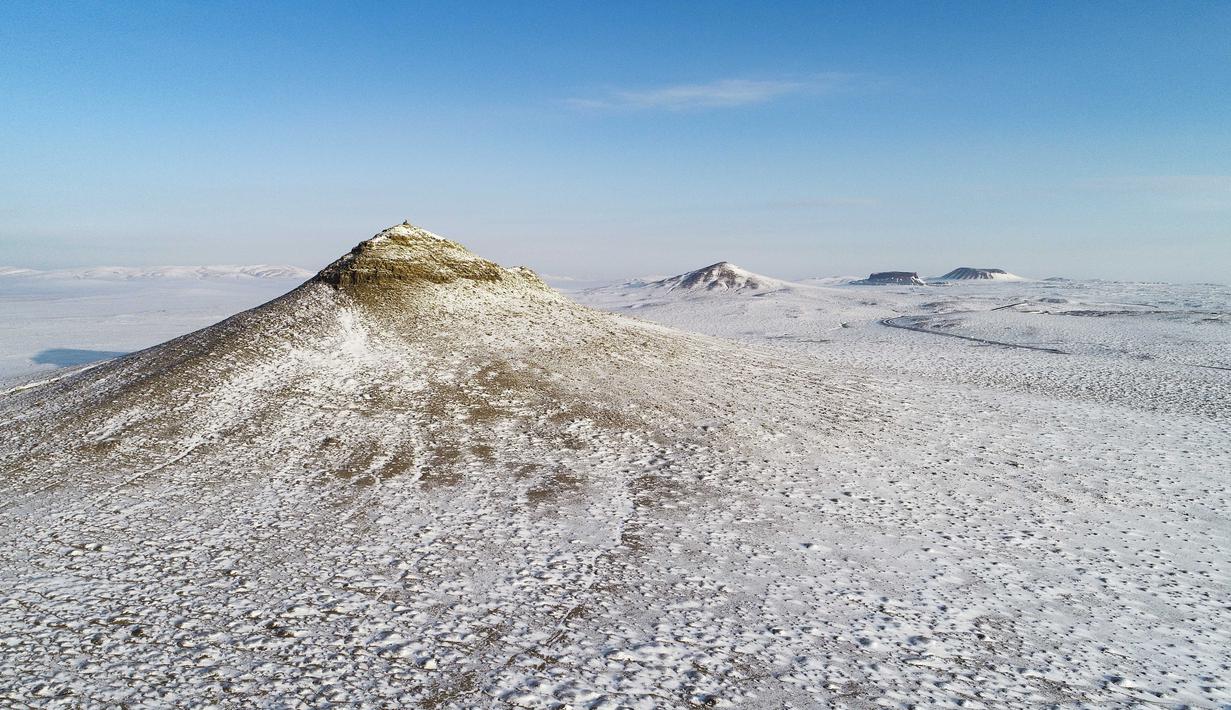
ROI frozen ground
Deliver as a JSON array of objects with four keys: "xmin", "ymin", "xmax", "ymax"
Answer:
[
  {"xmin": 576, "ymin": 274, "xmax": 1231, "ymax": 707},
  {"xmin": 578, "ymin": 275, "xmax": 1231, "ymax": 417},
  {"xmin": 1, "ymin": 234, "xmax": 1229, "ymax": 708}
]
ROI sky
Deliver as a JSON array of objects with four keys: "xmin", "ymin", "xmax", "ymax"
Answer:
[{"xmin": 1, "ymin": 1, "xmax": 1228, "ymax": 283}]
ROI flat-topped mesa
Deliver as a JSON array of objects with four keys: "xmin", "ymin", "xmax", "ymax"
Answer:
[
  {"xmin": 314, "ymin": 222, "xmax": 548, "ymax": 289},
  {"xmin": 854, "ymin": 271, "xmax": 928, "ymax": 286}
]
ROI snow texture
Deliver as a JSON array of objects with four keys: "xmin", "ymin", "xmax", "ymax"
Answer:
[{"xmin": 1, "ymin": 229, "xmax": 1229, "ymax": 708}]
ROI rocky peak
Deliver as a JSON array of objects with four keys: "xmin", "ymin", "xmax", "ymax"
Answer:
[{"xmin": 315, "ymin": 222, "xmax": 547, "ymax": 289}]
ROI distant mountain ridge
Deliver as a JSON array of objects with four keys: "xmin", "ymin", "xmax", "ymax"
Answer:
[{"xmin": 0, "ymin": 264, "xmax": 313, "ymax": 281}]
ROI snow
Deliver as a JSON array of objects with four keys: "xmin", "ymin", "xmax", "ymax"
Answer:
[
  {"xmin": 0, "ymin": 270, "xmax": 309, "ymax": 379},
  {"xmin": 800, "ymin": 275, "xmax": 863, "ymax": 286},
  {"xmin": 932, "ymin": 267, "xmax": 1027, "ymax": 282},
  {"xmin": 1, "ymin": 232, "xmax": 1229, "ymax": 707},
  {"xmin": 363, "ymin": 221, "xmax": 453, "ymax": 246},
  {"xmin": 613, "ymin": 262, "xmax": 789, "ymax": 296},
  {"xmin": 0, "ymin": 264, "xmax": 313, "ymax": 281}
]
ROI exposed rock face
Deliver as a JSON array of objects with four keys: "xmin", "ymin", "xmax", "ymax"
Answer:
[
  {"xmin": 651, "ymin": 261, "xmax": 782, "ymax": 293},
  {"xmin": 315, "ymin": 222, "xmax": 548, "ymax": 290},
  {"xmin": 853, "ymin": 271, "xmax": 928, "ymax": 286},
  {"xmin": 938, "ymin": 267, "xmax": 1023, "ymax": 281}
]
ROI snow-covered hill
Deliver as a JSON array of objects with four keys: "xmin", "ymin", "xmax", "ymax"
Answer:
[
  {"xmin": 580, "ymin": 261, "xmax": 799, "ymax": 313},
  {"xmin": 600, "ymin": 261, "xmax": 787, "ymax": 296},
  {"xmin": 933, "ymin": 266, "xmax": 1025, "ymax": 281},
  {"xmin": 0, "ymin": 223, "xmax": 880, "ymax": 707},
  {"xmin": 651, "ymin": 261, "xmax": 786, "ymax": 292},
  {"xmin": 3, "ymin": 226, "xmax": 1229, "ymax": 707}
]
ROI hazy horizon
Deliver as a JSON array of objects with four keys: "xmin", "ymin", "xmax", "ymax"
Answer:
[
  {"xmin": 3, "ymin": 240, "xmax": 1229, "ymax": 288},
  {"xmin": 2, "ymin": 3, "xmax": 1228, "ymax": 283}
]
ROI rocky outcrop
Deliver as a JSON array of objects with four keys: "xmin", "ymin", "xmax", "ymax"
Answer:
[
  {"xmin": 315, "ymin": 222, "xmax": 549, "ymax": 290},
  {"xmin": 853, "ymin": 271, "xmax": 928, "ymax": 286}
]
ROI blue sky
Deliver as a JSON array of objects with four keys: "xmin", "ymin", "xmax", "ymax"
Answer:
[{"xmin": 1, "ymin": 1, "xmax": 1228, "ymax": 282}]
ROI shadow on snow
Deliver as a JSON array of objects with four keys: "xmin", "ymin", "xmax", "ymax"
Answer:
[{"xmin": 32, "ymin": 348, "xmax": 129, "ymax": 368}]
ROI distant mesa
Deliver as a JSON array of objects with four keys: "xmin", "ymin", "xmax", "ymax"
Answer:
[
  {"xmin": 852, "ymin": 271, "xmax": 928, "ymax": 286},
  {"xmin": 647, "ymin": 261, "xmax": 785, "ymax": 293},
  {"xmin": 935, "ymin": 267, "xmax": 1024, "ymax": 282}
]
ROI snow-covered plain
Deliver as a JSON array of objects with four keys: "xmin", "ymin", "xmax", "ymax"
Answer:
[
  {"xmin": 1, "ymin": 235, "xmax": 1228, "ymax": 708},
  {"xmin": 0, "ymin": 266, "xmax": 311, "ymax": 379},
  {"xmin": 576, "ymin": 271, "xmax": 1231, "ymax": 706}
]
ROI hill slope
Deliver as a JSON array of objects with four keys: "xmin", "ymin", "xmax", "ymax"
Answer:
[
  {"xmin": 0, "ymin": 223, "xmax": 877, "ymax": 707},
  {"xmin": 8, "ymin": 226, "xmax": 1226, "ymax": 707}
]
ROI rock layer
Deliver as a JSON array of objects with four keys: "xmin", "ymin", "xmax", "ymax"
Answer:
[{"xmin": 315, "ymin": 222, "xmax": 548, "ymax": 290}]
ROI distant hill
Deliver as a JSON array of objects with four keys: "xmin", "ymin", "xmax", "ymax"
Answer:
[
  {"xmin": 641, "ymin": 261, "xmax": 788, "ymax": 293},
  {"xmin": 933, "ymin": 267, "xmax": 1025, "ymax": 282},
  {"xmin": 580, "ymin": 261, "xmax": 795, "ymax": 310},
  {"xmin": 852, "ymin": 271, "xmax": 928, "ymax": 286}
]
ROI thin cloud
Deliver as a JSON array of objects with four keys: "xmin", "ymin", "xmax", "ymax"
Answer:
[{"xmin": 565, "ymin": 74, "xmax": 854, "ymax": 111}]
